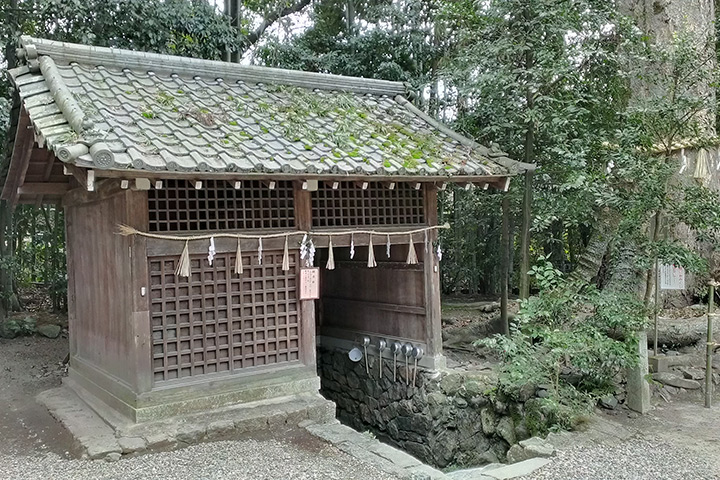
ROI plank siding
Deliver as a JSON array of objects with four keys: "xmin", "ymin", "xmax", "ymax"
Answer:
[
  {"xmin": 320, "ymin": 244, "xmax": 426, "ymax": 341},
  {"xmin": 66, "ymin": 190, "xmax": 144, "ymax": 388}
]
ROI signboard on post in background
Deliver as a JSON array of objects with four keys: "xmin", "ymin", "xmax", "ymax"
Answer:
[
  {"xmin": 299, "ymin": 267, "xmax": 320, "ymax": 300},
  {"xmin": 660, "ymin": 264, "xmax": 685, "ymax": 290}
]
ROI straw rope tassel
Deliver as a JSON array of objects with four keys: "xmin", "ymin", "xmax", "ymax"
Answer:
[
  {"xmin": 367, "ymin": 235, "xmax": 377, "ymax": 268},
  {"xmin": 424, "ymin": 230, "xmax": 429, "ymax": 253},
  {"xmin": 326, "ymin": 237, "xmax": 336, "ymax": 270},
  {"xmin": 406, "ymin": 234, "xmax": 418, "ymax": 264},
  {"xmin": 282, "ymin": 234, "xmax": 290, "ymax": 271},
  {"xmin": 175, "ymin": 240, "xmax": 190, "ymax": 277},
  {"xmin": 234, "ymin": 237, "xmax": 243, "ymax": 275},
  {"xmin": 258, "ymin": 238, "xmax": 263, "ymax": 265},
  {"xmin": 386, "ymin": 234, "xmax": 391, "ymax": 258}
]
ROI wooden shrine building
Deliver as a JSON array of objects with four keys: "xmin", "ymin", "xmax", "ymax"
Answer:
[{"xmin": 3, "ymin": 37, "xmax": 532, "ymax": 423}]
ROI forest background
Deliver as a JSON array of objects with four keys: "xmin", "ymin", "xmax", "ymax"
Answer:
[{"xmin": 1, "ymin": 0, "xmax": 719, "ymax": 423}]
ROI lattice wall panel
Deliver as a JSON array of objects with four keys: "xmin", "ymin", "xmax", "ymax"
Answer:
[
  {"xmin": 311, "ymin": 182, "xmax": 425, "ymax": 227},
  {"xmin": 148, "ymin": 179, "xmax": 295, "ymax": 232},
  {"xmin": 149, "ymin": 250, "xmax": 300, "ymax": 383}
]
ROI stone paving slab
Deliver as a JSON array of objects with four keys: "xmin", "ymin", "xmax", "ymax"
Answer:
[
  {"xmin": 483, "ymin": 459, "xmax": 552, "ymax": 479},
  {"xmin": 37, "ymin": 384, "xmax": 336, "ymax": 461},
  {"xmin": 304, "ymin": 420, "xmax": 450, "ymax": 480}
]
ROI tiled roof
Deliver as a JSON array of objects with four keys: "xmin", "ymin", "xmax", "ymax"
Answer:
[{"xmin": 8, "ymin": 37, "xmax": 531, "ymax": 179}]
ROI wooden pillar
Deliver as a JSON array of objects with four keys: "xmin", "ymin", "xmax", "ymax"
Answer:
[
  {"xmin": 64, "ymin": 206, "xmax": 78, "ymax": 364},
  {"xmin": 423, "ymin": 184, "xmax": 442, "ymax": 357},
  {"xmin": 500, "ymin": 194, "xmax": 510, "ymax": 336},
  {"xmin": 294, "ymin": 182, "xmax": 316, "ymax": 369},
  {"xmin": 127, "ymin": 189, "xmax": 152, "ymax": 394}
]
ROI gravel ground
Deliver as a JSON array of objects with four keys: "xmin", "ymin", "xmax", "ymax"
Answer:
[
  {"xmin": 521, "ymin": 439, "xmax": 720, "ymax": 480},
  {"xmin": 0, "ymin": 335, "xmax": 398, "ymax": 480},
  {"xmin": 0, "ymin": 439, "xmax": 397, "ymax": 480}
]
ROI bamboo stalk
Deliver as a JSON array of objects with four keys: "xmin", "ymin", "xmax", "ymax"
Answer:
[
  {"xmin": 706, "ymin": 282, "xmax": 715, "ymax": 408},
  {"xmin": 654, "ymin": 258, "xmax": 660, "ymax": 356}
]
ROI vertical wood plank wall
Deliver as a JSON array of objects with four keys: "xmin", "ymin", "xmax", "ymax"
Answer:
[{"xmin": 66, "ymin": 189, "xmax": 149, "ymax": 391}]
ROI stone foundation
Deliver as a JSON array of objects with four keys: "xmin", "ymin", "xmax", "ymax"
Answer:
[{"xmin": 319, "ymin": 347, "xmax": 537, "ymax": 469}]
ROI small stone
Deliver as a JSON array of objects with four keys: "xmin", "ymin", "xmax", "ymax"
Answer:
[
  {"xmin": 105, "ymin": 452, "xmax": 121, "ymax": 462},
  {"xmin": 208, "ymin": 419, "xmax": 236, "ymax": 437},
  {"xmin": 496, "ymin": 417, "xmax": 516, "ymax": 446},
  {"xmin": 680, "ymin": 367, "xmax": 705, "ymax": 380},
  {"xmin": 118, "ymin": 436, "xmax": 147, "ymax": 454},
  {"xmin": 652, "ymin": 372, "xmax": 701, "ymax": 390},
  {"xmin": 145, "ymin": 433, "xmax": 175, "ymax": 449},
  {"xmin": 37, "ymin": 324, "xmax": 61, "ymax": 339},
  {"xmin": 519, "ymin": 437, "xmax": 555, "ymax": 458},
  {"xmin": 454, "ymin": 397, "xmax": 468, "ymax": 408},
  {"xmin": 599, "ymin": 395, "xmax": 618, "ymax": 410},
  {"xmin": 440, "ymin": 373, "xmax": 465, "ymax": 396},
  {"xmin": 536, "ymin": 389, "xmax": 550, "ymax": 398},
  {"xmin": 480, "ymin": 408, "xmax": 496, "ymax": 435},
  {"xmin": 175, "ymin": 424, "xmax": 206, "ymax": 444},
  {"xmin": 627, "ymin": 412, "xmax": 640, "ymax": 419}
]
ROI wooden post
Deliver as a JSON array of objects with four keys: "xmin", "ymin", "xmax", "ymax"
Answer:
[
  {"xmin": 500, "ymin": 195, "xmax": 510, "ymax": 336},
  {"xmin": 294, "ymin": 182, "xmax": 316, "ymax": 369},
  {"xmin": 706, "ymin": 282, "xmax": 715, "ymax": 408},
  {"xmin": 127, "ymin": 189, "xmax": 152, "ymax": 394},
  {"xmin": 519, "ymin": 170, "xmax": 533, "ymax": 299},
  {"xmin": 423, "ymin": 184, "xmax": 442, "ymax": 357}
]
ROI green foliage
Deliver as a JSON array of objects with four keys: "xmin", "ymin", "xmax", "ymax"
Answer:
[
  {"xmin": 0, "ymin": 316, "xmax": 36, "ymax": 338},
  {"xmin": 19, "ymin": 0, "xmax": 240, "ymax": 60},
  {"xmin": 478, "ymin": 264, "xmax": 648, "ymax": 431}
]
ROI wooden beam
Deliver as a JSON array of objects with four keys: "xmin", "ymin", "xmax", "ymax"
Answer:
[
  {"xmin": 1, "ymin": 107, "xmax": 35, "ymax": 205},
  {"xmin": 18, "ymin": 183, "xmax": 71, "ymax": 195},
  {"xmin": 63, "ymin": 164, "xmax": 89, "ymax": 190},
  {"xmin": 62, "ymin": 179, "xmax": 124, "ymax": 207},
  {"xmin": 91, "ymin": 168, "xmax": 513, "ymax": 185}
]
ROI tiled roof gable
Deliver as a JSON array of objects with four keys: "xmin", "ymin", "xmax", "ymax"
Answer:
[{"xmin": 8, "ymin": 36, "xmax": 531, "ymax": 178}]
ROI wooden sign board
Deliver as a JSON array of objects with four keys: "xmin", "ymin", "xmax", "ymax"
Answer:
[
  {"xmin": 660, "ymin": 264, "xmax": 685, "ymax": 290},
  {"xmin": 299, "ymin": 267, "xmax": 320, "ymax": 300}
]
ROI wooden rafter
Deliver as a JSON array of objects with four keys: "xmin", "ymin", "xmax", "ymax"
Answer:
[{"xmin": 1, "ymin": 107, "xmax": 35, "ymax": 206}]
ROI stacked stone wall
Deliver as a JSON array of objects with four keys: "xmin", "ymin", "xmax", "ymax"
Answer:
[{"xmin": 319, "ymin": 348, "xmax": 538, "ymax": 468}]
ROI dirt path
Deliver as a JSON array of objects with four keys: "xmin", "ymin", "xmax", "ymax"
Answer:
[{"xmin": 0, "ymin": 335, "xmax": 78, "ymax": 458}]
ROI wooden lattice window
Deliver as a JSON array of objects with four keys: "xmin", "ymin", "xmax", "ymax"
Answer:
[
  {"xmin": 148, "ymin": 179, "xmax": 295, "ymax": 232},
  {"xmin": 311, "ymin": 182, "xmax": 425, "ymax": 227},
  {"xmin": 149, "ymin": 250, "xmax": 300, "ymax": 383}
]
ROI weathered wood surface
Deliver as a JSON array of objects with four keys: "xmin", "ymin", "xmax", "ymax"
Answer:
[
  {"xmin": 320, "ymin": 243, "xmax": 426, "ymax": 341},
  {"xmin": 66, "ymin": 189, "xmax": 148, "ymax": 391}
]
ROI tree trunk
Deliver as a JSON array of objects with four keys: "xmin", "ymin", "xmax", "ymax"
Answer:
[
  {"xmin": 568, "ymin": 211, "xmax": 621, "ymax": 285},
  {"xmin": 500, "ymin": 196, "xmax": 510, "ymax": 335}
]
